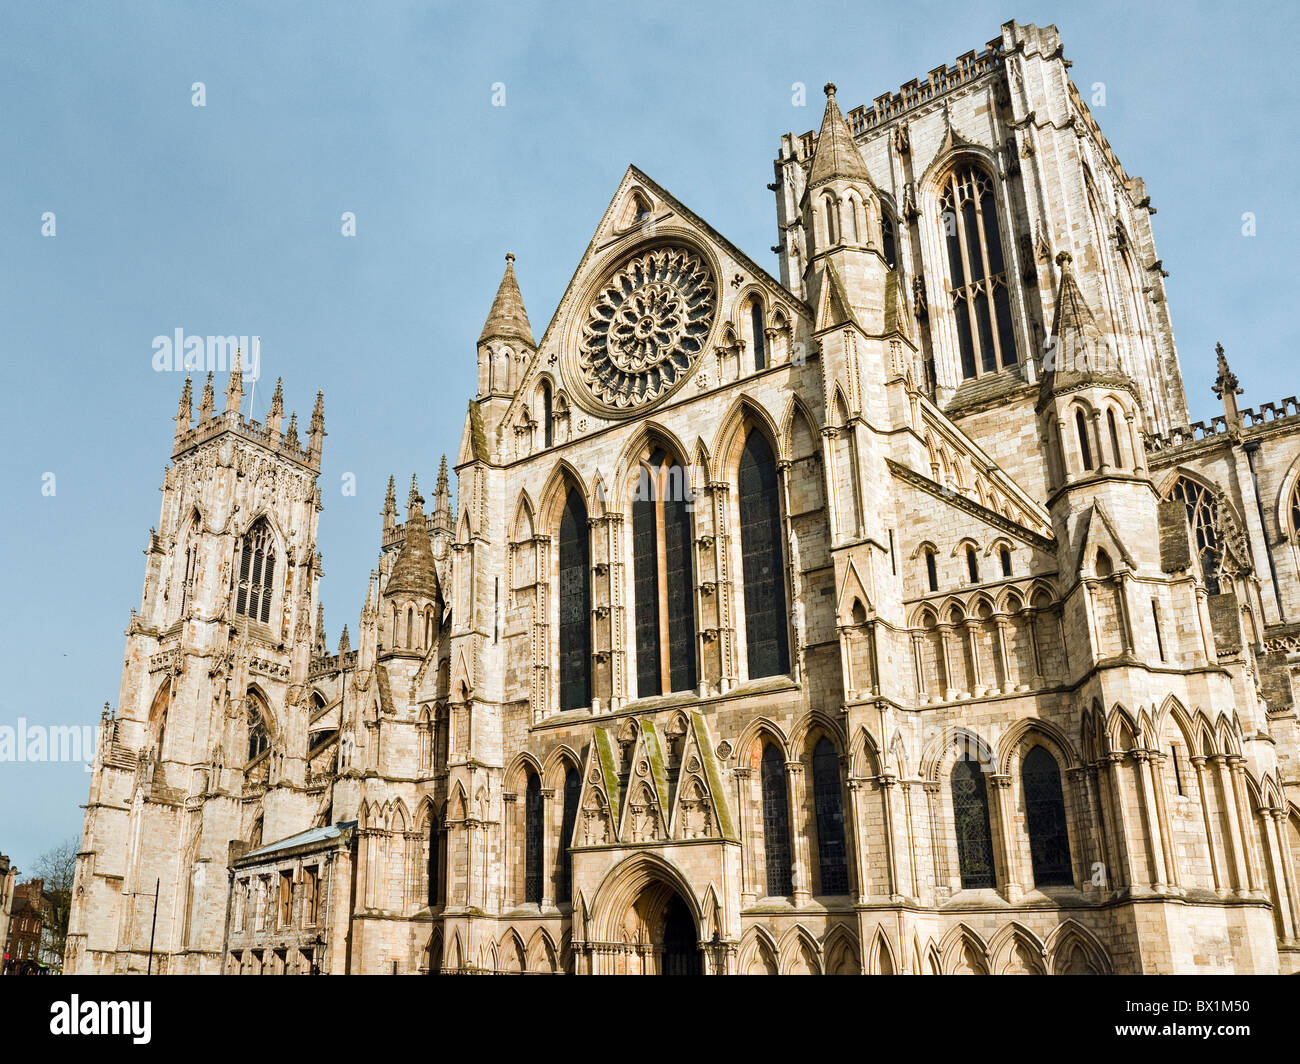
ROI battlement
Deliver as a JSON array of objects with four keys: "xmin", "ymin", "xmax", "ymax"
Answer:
[
  {"xmin": 172, "ymin": 408, "xmax": 319, "ymax": 470},
  {"xmin": 309, "ymin": 649, "xmax": 359, "ymax": 679},
  {"xmin": 1146, "ymin": 396, "xmax": 1300, "ymax": 455}
]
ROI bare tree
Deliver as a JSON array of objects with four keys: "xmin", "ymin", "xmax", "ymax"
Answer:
[{"xmin": 31, "ymin": 837, "xmax": 78, "ymax": 964}]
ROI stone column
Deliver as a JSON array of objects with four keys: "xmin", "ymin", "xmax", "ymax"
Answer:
[
  {"xmin": 1214, "ymin": 754, "xmax": 1250, "ymax": 895},
  {"xmin": 989, "ymin": 773, "xmax": 1021, "ymax": 901},
  {"xmin": 734, "ymin": 767, "xmax": 755, "ymax": 907},
  {"xmin": 847, "ymin": 776, "xmax": 874, "ymax": 903},
  {"xmin": 1133, "ymin": 750, "xmax": 1168, "ymax": 891},
  {"xmin": 786, "ymin": 761, "xmax": 811, "ymax": 905}
]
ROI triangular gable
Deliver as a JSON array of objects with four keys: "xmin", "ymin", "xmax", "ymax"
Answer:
[
  {"xmin": 1072, "ymin": 502, "xmax": 1137, "ymax": 574},
  {"xmin": 615, "ymin": 722, "xmax": 669, "ymax": 843},
  {"xmin": 813, "ymin": 260, "xmax": 864, "ymax": 333},
  {"xmin": 497, "ymin": 165, "xmax": 812, "ymax": 433},
  {"xmin": 835, "ymin": 558, "xmax": 872, "ymax": 619}
]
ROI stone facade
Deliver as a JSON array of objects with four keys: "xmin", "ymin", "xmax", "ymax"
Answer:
[{"xmin": 67, "ymin": 20, "xmax": 1300, "ymax": 975}]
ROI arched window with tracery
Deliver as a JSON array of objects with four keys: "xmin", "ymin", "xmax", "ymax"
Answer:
[
  {"xmin": 951, "ymin": 754, "xmax": 995, "ymax": 889},
  {"xmin": 939, "ymin": 164, "xmax": 1017, "ymax": 380},
  {"xmin": 738, "ymin": 430, "xmax": 789, "ymax": 679},
  {"xmin": 1166, "ymin": 476, "xmax": 1221, "ymax": 593},
  {"xmin": 632, "ymin": 450, "xmax": 697, "ymax": 697},
  {"xmin": 235, "ymin": 518, "xmax": 276, "ymax": 624},
  {"xmin": 524, "ymin": 771, "xmax": 543, "ymax": 903},
  {"xmin": 760, "ymin": 743, "xmax": 793, "ymax": 896},
  {"xmin": 812, "ymin": 737, "xmax": 849, "ymax": 895},
  {"xmin": 1022, "ymin": 746, "xmax": 1072, "ymax": 886},
  {"xmin": 557, "ymin": 765, "xmax": 580, "ymax": 905},
  {"xmin": 1289, "ymin": 479, "xmax": 1300, "ymax": 543},
  {"xmin": 558, "ymin": 488, "xmax": 591, "ymax": 711},
  {"xmin": 246, "ymin": 694, "xmax": 270, "ymax": 762}
]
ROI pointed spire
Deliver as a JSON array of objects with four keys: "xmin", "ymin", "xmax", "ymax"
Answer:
[
  {"xmin": 337, "ymin": 624, "xmax": 351, "ymax": 656},
  {"xmin": 199, "ymin": 372, "xmax": 215, "ymax": 421},
  {"xmin": 267, "ymin": 377, "xmax": 284, "ymax": 436},
  {"xmin": 284, "ymin": 411, "xmax": 300, "ymax": 449},
  {"xmin": 175, "ymin": 377, "xmax": 193, "ymax": 440},
  {"xmin": 479, "ymin": 252, "xmax": 535, "ymax": 347},
  {"xmin": 314, "ymin": 601, "xmax": 326, "ymax": 656},
  {"xmin": 408, "ymin": 473, "xmax": 421, "ymax": 513},
  {"xmin": 1041, "ymin": 251, "xmax": 1127, "ymax": 398},
  {"xmin": 433, "ymin": 455, "xmax": 452, "ymax": 530},
  {"xmin": 383, "ymin": 474, "xmax": 398, "ymax": 532},
  {"xmin": 807, "ymin": 83, "xmax": 872, "ymax": 192},
  {"xmin": 308, "ymin": 390, "xmax": 325, "ymax": 461},
  {"xmin": 225, "ymin": 349, "xmax": 244, "ymax": 413},
  {"xmin": 387, "ymin": 475, "xmax": 440, "ymax": 602},
  {"xmin": 1213, "ymin": 342, "xmax": 1243, "ymax": 430}
]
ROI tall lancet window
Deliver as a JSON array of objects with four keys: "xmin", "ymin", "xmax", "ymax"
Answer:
[
  {"xmin": 760, "ymin": 743, "xmax": 793, "ymax": 897},
  {"xmin": 558, "ymin": 488, "xmax": 592, "ymax": 711},
  {"xmin": 556, "ymin": 765, "xmax": 580, "ymax": 905},
  {"xmin": 939, "ymin": 165, "xmax": 1017, "ymax": 380},
  {"xmin": 738, "ymin": 430, "xmax": 790, "ymax": 679},
  {"xmin": 541, "ymin": 379, "xmax": 554, "ymax": 448},
  {"xmin": 951, "ymin": 754, "xmax": 995, "ymax": 889},
  {"xmin": 1022, "ymin": 746, "xmax": 1072, "ymax": 886},
  {"xmin": 812, "ymin": 737, "xmax": 849, "ymax": 895},
  {"xmin": 246, "ymin": 693, "xmax": 270, "ymax": 762},
  {"xmin": 523, "ymin": 771, "xmax": 543, "ymax": 903},
  {"xmin": 750, "ymin": 297, "xmax": 767, "ymax": 371},
  {"xmin": 632, "ymin": 450, "xmax": 697, "ymax": 697},
  {"xmin": 235, "ymin": 517, "xmax": 276, "ymax": 624}
]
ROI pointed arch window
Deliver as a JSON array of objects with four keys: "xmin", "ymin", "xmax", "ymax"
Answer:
[
  {"xmin": 179, "ymin": 517, "xmax": 199, "ymax": 617},
  {"xmin": 524, "ymin": 772, "xmax": 543, "ymax": 904},
  {"xmin": 558, "ymin": 488, "xmax": 592, "ymax": 711},
  {"xmin": 632, "ymin": 450, "xmax": 697, "ymax": 697},
  {"xmin": 881, "ymin": 211, "xmax": 897, "ymax": 269},
  {"xmin": 247, "ymin": 695, "xmax": 270, "ymax": 762},
  {"xmin": 812, "ymin": 737, "xmax": 849, "ymax": 895},
  {"xmin": 939, "ymin": 165, "xmax": 1017, "ymax": 380},
  {"xmin": 823, "ymin": 195, "xmax": 837, "ymax": 246},
  {"xmin": 426, "ymin": 810, "xmax": 442, "ymax": 907},
  {"xmin": 999, "ymin": 546, "xmax": 1013, "ymax": 578},
  {"xmin": 235, "ymin": 518, "xmax": 276, "ymax": 624},
  {"xmin": 1022, "ymin": 746, "xmax": 1072, "ymax": 886},
  {"xmin": 1107, "ymin": 408, "xmax": 1124, "ymax": 468},
  {"xmin": 557, "ymin": 765, "xmax": 580, "ymax": 905},
  {"xmin": 750, "ymin": 297, "xmax": 767, "ymax": 371},
  {"xmin": 1291, "ymin": 479, "xmax": 1300, "ymax": 543},
  {"xmin": 951, "ymin": 754, "xmax": 995, "ymax": 889},
  {"xmin": 541, "ymin": 380, "xmax": 554, "ymax": 448},
  {"xmin": 1075, "ymin": 408, "xmax": 1094, "ymax": 471},
  {"xmin": 965, "ymin": 545, "xmax": 979, "ymax": 584},
  {"xmin": 924, "ymin": 547, "xmax": 939, "ymax": 592},
  {"xmin": 738, "ymin": 431, "xmax": 790, "ymax": 679},
  {"xmin": 760, "ymin": 744, "xmax": 793, "ymax": 897},
  {"xmin": 1166, "ymin": 476, "xmax": 1221, "ymax": 594}
]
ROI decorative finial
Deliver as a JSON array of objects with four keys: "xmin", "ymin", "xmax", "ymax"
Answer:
[
  {"xmin": 270, "ymin": 377, "xmax": 284, "ymax": 415},
  {"xmin": 824, "ymin": 82, "xmax": 837, "ymax": 97},
  {"xmin": 408, "ymin": 473, "xmax": 422, "ymax": 510},
  {"xmin": 505, "ymin": 251, "xmax": 515, "ymax": 264},
  {"xmin": 1055, "ymin": 250, "xmax": 1073, "ymax": 267}
]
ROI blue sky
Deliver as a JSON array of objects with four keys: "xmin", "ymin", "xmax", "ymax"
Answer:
[{"xmin": 0, "ymin": 0, "xmax": 1295, "ymax": 873}]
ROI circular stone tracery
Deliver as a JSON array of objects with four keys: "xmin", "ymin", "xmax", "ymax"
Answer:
[{"xmin": 578, "ymin": 246, "xmax": 715, "ymax": 411}]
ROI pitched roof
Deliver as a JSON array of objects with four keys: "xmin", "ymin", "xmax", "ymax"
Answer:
[
  {"xmin": 806, "ymin": 83, "xmax": 873, "ymax": 193},
  {"xmin": 385, "ymin": 491, "xmax": 441, "ymax": 602},
  {"xmin": 1039, "ymin": 251, "xmax": 1132, "ymax": 401},
  {"xmin": 478, "ymin": 252, "xmax": 535, "ymax": 347}
]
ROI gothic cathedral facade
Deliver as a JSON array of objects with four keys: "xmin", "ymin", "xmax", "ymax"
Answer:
[{"xmin": 68, "ymin": 21, "xmax": 1300, "ymax": 975}]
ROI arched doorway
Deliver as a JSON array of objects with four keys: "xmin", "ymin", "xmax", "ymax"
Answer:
[
  {"xmin": 660, "ymin": 894, "xmax": 702, "ymax": 975},
  {"xmin": 589, "ymin": 854, "xmax": 706, "ymax": 975}
]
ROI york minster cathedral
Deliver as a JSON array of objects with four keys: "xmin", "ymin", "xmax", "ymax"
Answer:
[{"xmin": 67, "ymin": 21, "xmax": 1300, "ymax": 975}]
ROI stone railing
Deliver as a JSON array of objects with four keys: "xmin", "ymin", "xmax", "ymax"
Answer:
[{"xmin": 1147, "ymin": 396, "xmax": 1300, "ymax": 454}]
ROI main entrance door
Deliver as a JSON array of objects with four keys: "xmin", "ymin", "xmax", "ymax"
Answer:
[{"xmin": 660, "ymin": 894, "xmax": 702, "ymax": 975}]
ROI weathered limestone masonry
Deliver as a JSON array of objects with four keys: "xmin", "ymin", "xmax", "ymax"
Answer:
[{"xmin": 68, "ymin": 20, "xmax": 1300, "ymax": 975}]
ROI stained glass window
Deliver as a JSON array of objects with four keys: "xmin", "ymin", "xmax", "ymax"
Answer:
[
  {"xmin": 558, "ymin": 488, "xmax": 591, "ymax": 710},
  {"xmin": 427, "ymin": 813, "xmax": 441, "ymax": 907},
  {"xmin": 557, "ymin": 766, "xmax": 580, "ymax": 905},
  {"xmin": 939, "ymin": 165, "xmax": 1017, "ymax": 379},
  {"xmin": 632, "ymin": 453, "xmax": 697, "ymax": 697},
  {"xmin": 247, "ymin": 696, "xmax": 270, "ymax": 762},
  {"xmin": 524, "ymin": 772, "xmax": 543, "ymax": 903},
  {"xmin": 1166, "ymin": 476, "xmax": 1221, "ymax": 594},
  {"xmin": 739, "ymin": 431, "xmax": 789, "ymax": 679},
  {"xmin": 761, "ymin": 744, "xmax": 793, "ymax": 896},
  {"xmin": 1022, "ymin": 746, "xmax": 1072, "ymax": 886},
  {"xmin": 952, "ymin": 754, "xmax": 995, "ymax": 889},
  {"xmin": 235, "ymin": 518, "xmax": 275, "ymax": 624},
  {"xmin": 812, "ymin": 737, "xmax": 849, "ymax": 895}
]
